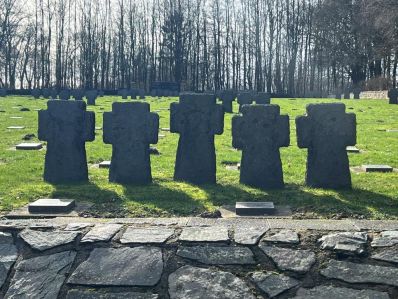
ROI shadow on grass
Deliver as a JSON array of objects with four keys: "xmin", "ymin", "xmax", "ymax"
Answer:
[{"xmin": 48, "ymin": 180, "xmax": 398, "ymax": 219}]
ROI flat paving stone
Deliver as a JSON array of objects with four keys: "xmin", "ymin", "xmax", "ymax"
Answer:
[
  {"xmin": 168, "ymin": 265, "xmax": 255, "ymax": 299},
  {"xmin": 119, "ymin": 227, "xmax": 174, "ymax": 244},
  {"xmin": 320, "ymin": 259, "xmax": 398, "ymax": 287},
  {"xmin": 64, "ymin": 222, "xmax": 94, "ymax": 231},
  {"xmin": 371, "ymin": 230, "xmax": 398, "ymax": 247},
  {"xmin": 267, "ymin": 219, "xmax": 358, "ymax": 231},
  {"xmin": 176, "ymin": 245, "xmax": 255, "ymax": 265},
  {"xmin": 293, "ymin": 285, "xmax": 390, "ymax": 299},
  {"xmin": 262, "ymin": 229, "xmax": 300, "ymax": 244},
  {"xmin": 66, "ymin": 289, "xmax": 158, "ymax": 299},
  {"xmin": 259, "ymin": 245, "xmax": 316, "ymax": 273},
  {"xmin": 80, "ymin": 223, "xmax": 122, "ymax": 243},
  {"xmin": 6, "ymin": 251, "xmax": 76, "ymax": 298},
  {"xmin": 372, "ymin": 247, "xmax": 398, "ymax": 264},
  {"xmin": 19, "ymin": 229, "xmax": 79, "ymax": 251},
  {"xmin": 179, "ymin": 226, "xmax": 229, "ymax": 242},
  {"xmin": 318, "ymin": 232, "xmax": 368, "ymax": 254},
  {"xmin": 15, "ymin": 142, "xmax": 43, "ymax": 150},
  {"xmin": 68, "ymin": 247, "xmax": 163, "ymax": 286},
  {"xmin": 0, "ymin": 232, "xmax": 18, "ymax": 288},
  {"xmin": 234, "ymin": 225, "xmax": 269, "ymax": 245},
  {"xmin": 250, "ymin": 271, "xmax": 299, "ymax": 298}
]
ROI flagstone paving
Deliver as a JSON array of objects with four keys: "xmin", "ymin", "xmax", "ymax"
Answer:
[{"xmin": 0, "ymin": 217, "xmax": 397, "ymax": 298}]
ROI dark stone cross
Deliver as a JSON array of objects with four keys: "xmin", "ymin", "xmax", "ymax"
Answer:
[
  {"xmin": 118, "ymin": 89, "xmax": 130, "ymax": 99},
  {"xmin": 31, "ymin": 89, "xmax": 41, "ymax": 99},
  {"xmin": 171, "ymin": 93, "xmax": 224, "ymax": 184},
  {"xmin": 388, "ymin": 88, "xmax": 398, "ymax": 104},
  {"xmin": 343, "ymin": 89, "xmax": 350, "ymax": 99},
  {"xmin": 59, "ymin": 89, "xmax": 71, "ymax": 101},
  {"xmin": 217, "ymin": 90, "xmax": 236, "ymax": 113},
  {"xmin": 237, "ymin": 91, "xmax": 254, "ymax": 112},
  {"xmin": 42, "ymin": 88, "xmax": 51, "ymax": 99},
  {"xmin": 232, "ymin": 105, "xmax": 289, "ymax": 189},
  {"xmin": 353, "ymin": 87, "xmax": 361, "ymax": 100},
  {"xmin": 38, "ymin": 100, "xmax": 95, "ymax": 183},
  {"xmin": 254, "ymin": 92, "xmax": 271, "ymax": 104},
  {"xmin": 103, "ymin": 102, "xmax": 159, "ymax": 184},
  {"xmin": 86, "ymin": 90, "xmax": 98, "ymax": 105},
  {"xmin": 296, "ymin": 103, "xmax": 356, "ymax": 189},
  {"xmin": 139, "ymin": 89, "xmax": 146, "ymax": 99},
  {"xmin": 50, "ymin": 89, "xmax": 58, "ymax": 99},
  {"xmin": 131, "ymin": 89, "xmax": 138, "ymax": 100},
  {"xmin": 72, "ymin": 89, "xmax": 85, "ymax": 101}
]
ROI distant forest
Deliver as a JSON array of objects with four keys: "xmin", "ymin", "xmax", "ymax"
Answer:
[{"xmin": 0, "ymin": 0, "xmax": 397, "ymax": 96}]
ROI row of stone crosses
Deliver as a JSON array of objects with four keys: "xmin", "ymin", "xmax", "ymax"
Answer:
[
  {"xmin": 38, "ymin": 92, "xmax": 357, "ymax": 190},
  {"xmin": 1, "ymin": 86, "xmax": 397, "ymax": 104}
]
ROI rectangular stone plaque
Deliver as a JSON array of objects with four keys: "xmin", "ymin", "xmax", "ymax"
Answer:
[
  {"xmin": 10, "ymin": 117, "xmax": 22, "ymax": 119},
  {"xmin": 346, "ymin": 146, "xmax": 360, "ymax": 153},
  {"xmin": 16, "ymin": 143, "xmax": 43, "ymax": 150},
  {"xmin": 28, "ymin": 198, "xmax": 75, "ymax": 213},
  {"xmin": 99, "ymin": 161, "xmax": 111, "ymax": 168},
  {"xmin": 362, "ymin": 165, "xmax": 393, "ymax": 173},
  {"xmin": 236, "ymin": 202, "xmax": 275, "ymax": 216},
  {"xmin": 387, "ymin": 130, "xmax": 398, "ymax": 133}
]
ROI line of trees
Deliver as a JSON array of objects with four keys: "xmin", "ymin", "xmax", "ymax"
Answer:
[{"xmin": 0, "ymin": 0, "xmax": 397, "ymax": 96}]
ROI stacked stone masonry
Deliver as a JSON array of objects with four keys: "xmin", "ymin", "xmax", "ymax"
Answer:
[{"xmin": 0, "ymin": 219, "xmax": 397, "ymax": 298}]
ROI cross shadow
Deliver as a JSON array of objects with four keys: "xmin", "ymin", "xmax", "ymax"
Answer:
[{"xmin": 48, "ymin": 180, "xmax": 398, "ymax": 219}]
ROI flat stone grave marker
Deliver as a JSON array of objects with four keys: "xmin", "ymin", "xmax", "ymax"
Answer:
[
  {"xmin": 161, "ymin": 127, "xmax": 170, "ymax": 131},
  {"xmin": 16, "ymin": 143, "xmax": 43, "ymax": 150},
  {"xmin": 7, "ymin": 201, "xmax": 93, "ymax": 218},
  {"xmin": 7, "ymin": 126, "xmax": 25, "ymax": 130},
  {"xmin": 158, "ymin": 134, "xmax": 166, "ymax": 138},
  {"xmin": 33, "ymin": 108, "xmax": 41, "ymax": 111},
  {"xmin": 95, "ymin": 127, "xmax": 102, "ymax": 130},
  {"xmin": 28, "ymin": 198, "xmax": 75, "ymax": 213},
  {"xmin": 99, "ymin": 161, "xmax": 111, "ymax": 168},
  {"xmin": 10, "ymin": 116, "xmax": 22, "ymax": 119},
  {"xmin": 387, "ymin": 129, "xmax": 398, "ymax": 133},
  {"xmin": 346, "ymin": 146, "xmax": 360, "ymax": 153},
  {"xmin": 220, "ymin": 204, "xmax": 292, "ymax": 218},
  {"xmin": 362, "ymin": 165, "xmax": 393, "ymax": 173},
  {"xmin": 236, "ymin": 202, "xmax": 275, "ymax": 216}
]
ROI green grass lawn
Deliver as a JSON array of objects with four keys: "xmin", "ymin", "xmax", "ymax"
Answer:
[{"xmin": 0, "ymin": 96, "xmax": 397, "ymax": 219}]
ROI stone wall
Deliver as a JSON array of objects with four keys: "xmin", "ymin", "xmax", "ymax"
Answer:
[{"xmin": 360, "ymin": 90, "xmax": 388, "ymax": 99}]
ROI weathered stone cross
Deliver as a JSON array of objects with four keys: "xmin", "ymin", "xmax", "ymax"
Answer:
[
  {"xmin": 232, "ymin": 105, "xmax": 289, "ymax": 189},
  {"xmin": 296, "ymin": 103, "xmax": 356, "ymax": 189},
  {"xmin": 171, "ymin": 93, "xmax": 224, "ymax": 184},
  {"xmin": 388, "ymin": 88, "xmax": 398, "ymax": 104},
  {"xmin": 217, "ymin": 90, "xmax": 236, "ymax": 113},
  {"xmin": 237, "ymin": 91, "xmax": 254, "ymax": 112},
  {"xmin": 38, "ymin": 100, "xmax": 95, "ymax": 183},
  {"xmin": 254, "ymin": 92, "xmax": 271, "ymax": 104},
  {"xmin": 103, "ymin": 102, "xmax": 159, "ymax": 184},
  {"xmin": 85, "ymin": 90, "xmax": 97, "ymax": 105}
]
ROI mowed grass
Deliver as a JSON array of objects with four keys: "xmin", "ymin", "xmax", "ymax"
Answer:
[{"xmin": 0, "ymin": 96, "xmax": 397, "ymax": 219}]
